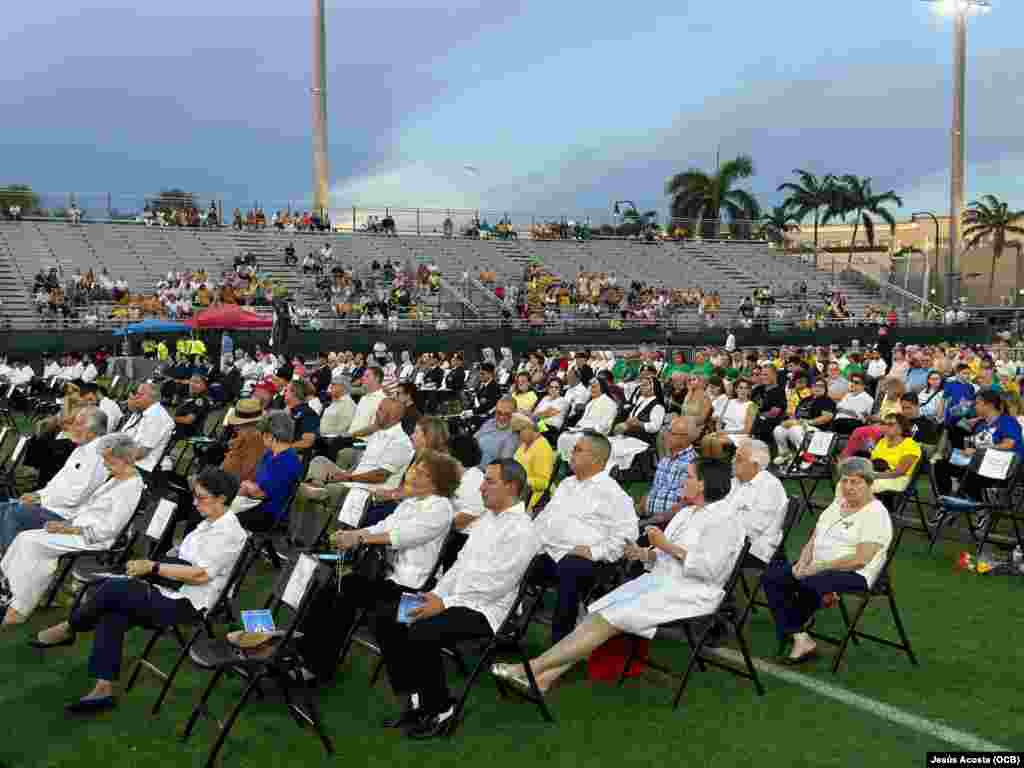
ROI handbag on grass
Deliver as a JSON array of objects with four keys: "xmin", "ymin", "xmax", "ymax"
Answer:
[{"xmin": 587, "ymin": 635, "xmax": 648, "ymax": 682}]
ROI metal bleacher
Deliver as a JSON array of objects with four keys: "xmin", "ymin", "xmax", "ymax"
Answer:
[{"xmin": 0, "ymin": 221, "xmax": 882, "ymax": 328}]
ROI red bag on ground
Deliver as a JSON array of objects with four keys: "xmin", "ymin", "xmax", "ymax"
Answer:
[{"xmin": 587, "ymin": 636, "xmax": 649, "ymax": 681}]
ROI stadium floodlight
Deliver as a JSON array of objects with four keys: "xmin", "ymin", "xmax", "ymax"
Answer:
[{"xmin": 920, "ymin": 0, "xmax": 991, "ymax": 310}]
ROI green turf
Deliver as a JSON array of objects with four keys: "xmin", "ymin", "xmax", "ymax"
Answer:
[{"xmin": 2, "ymin": 474, "xmax": 1022, "ymax": 767}]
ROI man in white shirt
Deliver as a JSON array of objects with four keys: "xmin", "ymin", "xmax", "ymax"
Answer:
[
  {"xmin": 119, "ymin": 382, "xmax": 175, "ymax": 473},
  {"xmin": 533, "ymin": 432, "xmax": 638, "ymax": 643},
  {"xmin": 0, "ymin": 407, "xmax": 109, "ymax": 557},
  {"xmin": 318, "ymin": 371, "xmax": 356, "ymax": 441},
  {"xmin": 81, "ymin": 357, "xmax": 99, "ymax": 383},
  {"xmin": 42, "ymin": 356, "xmax": 61, "ymax": 380},
  {"xmin": 727, "ymin": 440, "xmax": 788, "ymax": 566},
  {"xmin": 334, "ymin": 366, "xmax": 387, "ymax": 468},
  {"xmin": 290, "ymin": 398, "xmax": 413, "ymax": 547},
  {"xmin": 374, "ymin": 458, "xmax": 538, "ymax": 739},
  {"xmin": 8, "ymin": 361, "xmax": 34, "ymax": 388}
]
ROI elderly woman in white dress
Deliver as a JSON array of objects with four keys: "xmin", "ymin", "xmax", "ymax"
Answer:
[
  {"xmin": 557, "ymin": 378, "xmax": 619, "ymax": 462},
  {"xmin": 493, "ymin": 458, "xmax": 742, "ymax": 693},
  {"xmin": 1, "ymin": 435, "xmax": 144, "ymax": 626}
]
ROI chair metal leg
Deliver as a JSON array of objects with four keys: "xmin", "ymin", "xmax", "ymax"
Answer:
[
  {"xmin": 616, "ymin": 635, "xmax": 638, "ymax": 686},
  {"xmin": 369, "ymin": 657, "xmax": 386, "ymax": 686},
  {"xmin": 297, "ymin": 682, "xmax": 334, "ymax": 754},
  {"xmin": 43, "ymin": 556, "xmax": 75, "ymax": 609},
  {"xmin": 518, "ymin": 645, "xmax": 555, "ymax": 723},
  {"xmin": 836, "ymin": 595, "xmax": 859, "ymax": 645},
  {"xmin": 672, "ymin": 622, "xmax": 713, "ymax": 709},
  {"xmin": 682, "ymin": 621, "xmax": 708, "ymax": 673},
  {"xmin": 830, "ymin": 595, "xmax": 870, "ymax": 675},
  {"xmin": 202, "ymin": 674, "xmax": 263, "ymax": 768},
  {"xmin": 887, "ymin": 591, "xmax": 918, "ymax": 667},
  {"xmin": 126, "ymin": 628, "xmax": 165, "ymax": 692},
  {"xmin": 731, "ymin": 617, "xmax": 765, "ymax": 696},
  {"xmin": 182, "ymin": 667, "xmax": 226, "ymax": 741}
]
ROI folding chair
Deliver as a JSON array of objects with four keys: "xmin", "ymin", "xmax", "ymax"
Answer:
[
  {"xmin": 617, "ymin": 539, "xmax": 765, "ymax": 708},
  {"xmin": 807, "ymin": 524, "xmax": 918, "ymax": 674},
  {"xmin": 416, "ymin": 554, "xmax": 556, "ymax": 736},
  {"xmin": 877, "ymin": 445, "xmax": 935, "ymax": 541},
  {"xmin": 182, "ymin": 554, "xmax": 333, "ymax": 768},
  {"xmin": 776, "ymin": 430, "xmax": 839, "ymax": 512},
  {"xmin": 343, "ymin": 529, "xmax": 470, "ymax": 674},
  {"xmin": 737, "ymin": 497, "xmax": 806, "ymax": 627},
  {"xmin": 127, "ymin": 536, "xmax": 257, "ymax": 715},
  {"xmin": 42, "ymin": 492, "xmax": 148, "ymax": 609},
  {"xmin": 0, "ymin": 434, "xmax": 29, "ymax": 497},
  {"xmin": 0, "ymin": 384, "xmax": 16, "ymax": 428},
  {"xmin": 930, "ymin": 448, "xmax": 1022, "ymax": 554}
]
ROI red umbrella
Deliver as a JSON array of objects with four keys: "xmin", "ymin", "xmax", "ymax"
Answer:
[{"xmin": 187, "ymin": 304, "xmax": 274, "ymax": 330}]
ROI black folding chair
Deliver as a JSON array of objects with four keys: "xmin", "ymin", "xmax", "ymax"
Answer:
[
  {"xmin": 876, "ymin": 444, "xmax": 935, "ymax": 541},
  {"xmin": 0, "ymin": 433, "xmax": 30, "ymax": 497},
  {"xmin": 776, "ymin": 430, "xmax": 839, "ymax": 512},
  {"xmin": 127, "ymin": 536, "xmax": 257, "ymax": 714},
  {"xmin": 737, "ymin": 498, "xmax": 806, "ymax": 626},
  {"xmin": 931, "ymin": 448, "xmax": 1022, "ymax": 554},
  {"xmin": 617, "ymin": 539, "xmax": 765, "ymax": 708},
  {"xmin": 807, "ymin": 523, "xmax": 918, "ymax": 674},
  {"xmin": 43, "ymin": 491, "xmax": 148, "ymax": 609},
  {"xmin": 181, "ymin": 554, "xmax": 333, "ymax": 768}
]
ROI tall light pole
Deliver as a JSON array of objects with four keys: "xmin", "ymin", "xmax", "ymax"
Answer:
[
  {"xmin": 312, "ymin": 0, "xmax": 330, "ymax": 223},
  {"xmin": 912, "ymin": 211, "xmax": 940, "ymax": 306},
  {"xmin": 922, "ymin": 0, "xmax": 991, "ymax": 308}
]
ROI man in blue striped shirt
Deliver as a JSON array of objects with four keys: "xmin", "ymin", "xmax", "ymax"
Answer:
[{"xmin": 637, "ymin": 416, "xmax": 698, "ymax": 525}]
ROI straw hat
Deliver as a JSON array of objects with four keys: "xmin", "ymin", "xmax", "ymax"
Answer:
[
  {"xmin": 225, "ymin": 398, "xmax": 265, "ymax": 427},
  {"xmin": 509, "ymin": 413, "xmax": 536, "ymax": 433}
]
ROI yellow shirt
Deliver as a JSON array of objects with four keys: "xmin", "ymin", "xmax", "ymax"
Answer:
[
  {"xmin": 513, "ymin": 391, "xmax": 538, "ymax": 413},
  {"xmin": 870, "ymin": 437, "xmax": 921, "ymax": 493},
  {"xmin": 514, "ymin": 437, "xmax": 555, "ymax": 511}
]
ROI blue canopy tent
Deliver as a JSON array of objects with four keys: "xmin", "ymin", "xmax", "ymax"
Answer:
[{"xmin": 112, "ymin": 318, "xmax": 191, "ymax": 336}]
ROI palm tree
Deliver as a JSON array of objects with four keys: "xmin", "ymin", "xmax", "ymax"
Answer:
[
  {"xmin": 665, "ymin": 154, "xmax": 760, "ymax": 238},
  {"xmin": 777, "ymin": 170, "xmax": 835, "ymax": 263},
  {"xmin": 961, "ymin": 194, "xmax": 1024, "ymax": 305},
  {"xmin": 758, "ymin": 206, "xmax": 800, "ymax": 245},
  {"xmin": 823, "ymin": 175, "xmax": 902, "ymax": 268}
]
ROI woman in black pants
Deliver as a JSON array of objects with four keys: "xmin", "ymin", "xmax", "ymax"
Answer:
[
  {"xmin": 31, "ymin": 468, "xmax": 248, "ymax": 715},
  {"xmin": 295, "ymin": 451, "xmax": 459, "ymax": 683}
]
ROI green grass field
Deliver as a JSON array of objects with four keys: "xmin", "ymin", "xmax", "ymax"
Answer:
[{"xmin": 1, "ymin": 478, "xmax": 1022, "ymax": 768}]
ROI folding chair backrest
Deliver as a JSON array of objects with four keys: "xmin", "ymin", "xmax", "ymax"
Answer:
[
  {"xmin": 263, "ymin": 554, "xmax": 328, "ymax": 651},
  {"xmin": 203, "ymin": 408, "xmax": 226, "ymax": 437},
  {"xmin": 141, "ymin": 497, "xmax": 179, "ymax": 555},
  {"xmin": 872, "ymin": 517, "xmax": 906, "ymax": 590},
  {"xmin": 717, "ymin": 538, "xmax": 753, "ymax": 610},
  {"xmin": 204, "ymin": 535, "xmax": 256, "ymax": 622},
  {"xmin": 775, "ymin": 498, "xmax": 805, "ymax": 559},
  {"xmin": 0, "ymin": 427, "xmax": 11, "ymax": 466},
  {"xmin": 4, "ymin": 436, "xmax": 29, "ymax": 475},
  {"xmin": 419, "ymin": 528, "xmax": 461, "ymax": 592},
  {"xmin": 496, "ymin": 554, "xmax": 551, "ymax": 642}
]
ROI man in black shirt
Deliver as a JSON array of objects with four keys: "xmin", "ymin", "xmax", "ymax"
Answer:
[
  {"xmin": 284, "ymin": 379, "xmax": 320, "ymax": 455},
  {"xmin": 900, "ymin": 394, "xmax": 942, "ymax": 445},
  {"xmin": 173, "ymin": 374, "xmax": 212, "ymax": 439}
]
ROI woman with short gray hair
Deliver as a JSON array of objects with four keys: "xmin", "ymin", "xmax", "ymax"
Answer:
[
  {"xmin": 761, "ymin": 456, "xmax": 893, "ymax": 665},
  {"xmin": 1, "ymin": 437, "xmax": 145, "ymax": 625},
  {"xmin": 229, "ymin": 410, "xmax": 303, "ymax": 534}
]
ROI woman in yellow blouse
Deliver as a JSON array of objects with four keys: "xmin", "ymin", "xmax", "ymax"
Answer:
[
  {"xmin": 510, "ymin": 413, "xmax": 555, "ymax": 512},
  {"xmin": 512, "ymin": 372, "xmax": 538, "ymax": 413}
]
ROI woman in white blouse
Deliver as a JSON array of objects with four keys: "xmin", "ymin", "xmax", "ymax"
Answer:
[
  {"xmin": 762, "ymin": 457, "xmax": 892, "ymax": 665},
  {"xmin": 713, "ymin": 377, "xmax": 756, "ymax": 443},
  {"xmin": 1, "ymin": 436, "xmax": 144, "ymax": 627},
  {"xmin": 493, "ymin": 458, "xmax": 741, "ymax": 693},
  {"xmin": 295, "ymin": 450, "xmax": 458, "ymax": 683},
  {"xmin": 556, "ymin": 379, "xmax": 619, "ymax": 462},
  {"xmin": 533, "ymin": 380, "xmax": 570, "ymax": 432},
  {"xmin": 30, "ymin": 467, "xmax": 248, "ymax": 715}
]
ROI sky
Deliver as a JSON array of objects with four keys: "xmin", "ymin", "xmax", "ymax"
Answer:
[{"xmin": 2, "ymin": 1, "xmax": 1022, "ymax": 222}]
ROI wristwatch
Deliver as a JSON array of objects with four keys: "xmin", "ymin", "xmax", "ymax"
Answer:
[{"xmin": 152, "ymin": 562, "xmax": 160, "ymax": 577}]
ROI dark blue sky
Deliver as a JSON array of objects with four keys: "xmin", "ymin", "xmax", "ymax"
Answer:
[{"xmin": 3, "ymin": 1, "xmax": 1021, "ymax": 220}]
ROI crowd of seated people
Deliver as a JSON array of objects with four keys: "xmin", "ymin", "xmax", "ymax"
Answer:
[{"xmin": 1, "ymin": 334, "xmax": 1023, "ymax": 749}]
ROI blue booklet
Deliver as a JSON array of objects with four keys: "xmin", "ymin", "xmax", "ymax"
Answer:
[
  {"xmin": 241, "ymin": 609, "xmax": 276, "ymax": 633},
  {"xmin": 397, "ymin": 594, "xmax": 426, "ymax": 625}
]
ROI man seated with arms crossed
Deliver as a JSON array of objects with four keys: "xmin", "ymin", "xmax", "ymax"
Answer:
[
  {"xmin": 0, "ymin": 407, "xmax": 109, "ymax": 558},
  {"xmin": 333, "ymin": 366, "xmax": 387, "ymax": 469},
  {"xmin": 291, "ymin": 398, "xmax": 414, "ymax": 548},
  {"xmin": 315, "ymin": 370, "xmax": 356, "ymax": 458},
  {"xmin": 119, "ymin": 382, "xmax": 175, "ymax": 476},
  {"xmin": 373, "ymin": 459, "xmax": 539, "ymax": 739},
  {"xmin": 474, "ymin": 396, "xmax": 519, "ymax": 468},
  {"xmin": 727, "ymin": 440, "xmax": 788, "ymax": 568},
  {"xmin": 634, "ymin": 416, "xmax": 698, "ymax": 526},
  {"xmin": 532, "ymin": 431, "xmax": 638, "ymax": 643}
]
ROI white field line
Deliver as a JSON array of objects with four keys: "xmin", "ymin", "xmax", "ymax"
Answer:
[{"xmin": 711, "ymin": 647, "xmax": 1012, "ymax": 752}]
